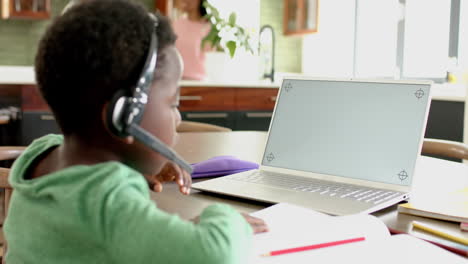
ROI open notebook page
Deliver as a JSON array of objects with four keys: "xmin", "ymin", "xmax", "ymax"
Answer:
[{"xmin": 249, "ymin": 203, "xmax": 389, "ymax": 263}]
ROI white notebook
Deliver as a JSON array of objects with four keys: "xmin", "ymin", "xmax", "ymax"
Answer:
[{"xmin": 249, "ymin": 203, "xmax": 466, "ymax": 264}]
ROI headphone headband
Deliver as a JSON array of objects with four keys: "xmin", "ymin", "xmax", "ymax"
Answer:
[
  {"xmin": 109, "ymin": 29, "xmax": 157, "ymax": 133},
  {"xmin": 124, "ymin": 27, "xmax": 158, "ymax": 126},
  {"xmin": 108, "ymin": 14, "xmax": 193, "ymax": 174}
]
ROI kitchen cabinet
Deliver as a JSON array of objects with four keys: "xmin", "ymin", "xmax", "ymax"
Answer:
[
  {"xmin": 179, "ymin": 86, "xmax": 278, "ymax": 131},
  {"xmin": 20, "ymin": 85, "xmax": 58, "ymax": 145},
  {"xmin": 182, "ymin": 111, "xmax": 236, "ymax": 129},
  {"xmin": 179, "ymin": 87, "xmax": 237, "ymax": 129},
  {"xmin": 2, "ymin": 83, "xmax": 464, "ymax": 144},
  {"xmin": 1, "ymin": 0, "xmax": 51, "ymax": 19},
  {"xmin": 21, "ymin": 111, "xmax": 59, "ymax": 145},
  {"xmin": 235, "ymin": 111, "xmax": 273, "ymax": 131},
  {"xmin": 155, "ymin": 0, "xmax": 170, "ymax": 16},
  {"xmin": 21, "ymin": 84, "xmax": 49, "ymax": 111},
  {"xmin": 234, "ymin": 88, "xmax": 277, "ymax": 131},
  {"xmin": 0, "ymin": 85, "xmax": 58, "ymax": 146},
  {"xmin": 283, "ymin": 0, "xmax": 319, "ymax": 36},
  {"xmin": 16, "ymin": 85, "xmax": 278, "ymax": 142},
  {"xmin": 0, "ymin": 85, "xmax": 21, "ymax": 108},
  {"xmin": 0, "ymin": 85, "xmax": 21, "ymax": 145},
  {"xmin": 179, "ymin": 87, "xmax": 237, "ymax": 111}
]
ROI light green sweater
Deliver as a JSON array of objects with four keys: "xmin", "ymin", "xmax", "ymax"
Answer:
[{"xmin": 4, "ymin": 134, "xmax": 252, "ymax": 263}]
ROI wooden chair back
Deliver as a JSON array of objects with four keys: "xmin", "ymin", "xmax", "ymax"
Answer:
[
  {"xmin": 0, "ymin": 146, "xmax": 25, "ymax": 263},
  {"xmin": 421, "ymin": 138, "xmax": 468, "ymax": 161}
]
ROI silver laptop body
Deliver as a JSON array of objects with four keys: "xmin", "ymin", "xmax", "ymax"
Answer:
[{"xmin": 192, "ymin": 78, "xmax": 432, "ymax": 215}]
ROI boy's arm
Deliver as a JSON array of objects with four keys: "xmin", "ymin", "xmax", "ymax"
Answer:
[{"xmin": 91, "ymin": 183, "xmax": 252, "ymax": 264}]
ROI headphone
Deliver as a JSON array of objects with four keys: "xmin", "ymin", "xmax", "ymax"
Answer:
[{"xmin": 106, "ymin": 14, "xmax": 193, "ymax": 174}]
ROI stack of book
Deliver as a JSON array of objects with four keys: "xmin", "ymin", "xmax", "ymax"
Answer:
[
  {"xmin": 398, "ymin": 187, "xmax": 468, "ymax": 224},
  {"xmin": 397, "ymin": 186, "xmax": 468, "ymax": 256}
]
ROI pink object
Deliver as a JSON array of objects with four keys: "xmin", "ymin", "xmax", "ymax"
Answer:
[
  {"xmin": 461, "ymin": 222, "xmax": 468, "ymax": 231},
  {"xmin": 262, "ymin": 237, "xmax": 366, "ymax": 257},
  {"xmin": 173, "ymin": 17, "xmax": 211, "ymax": 80}
]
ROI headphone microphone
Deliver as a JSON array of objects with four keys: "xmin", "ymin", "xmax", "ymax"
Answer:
[{"xmin": 107, "ymin": 15, "xmax": 193, "ymax": 174}]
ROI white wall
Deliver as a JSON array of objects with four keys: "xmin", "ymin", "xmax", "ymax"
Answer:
[
  {"xmin": 354, "ymin": 0, "xmax": 399, "ymax": 78},
  {"xmin": 302, "ymin": 0, "xmax": 454, "ymax": 80},
  {"xmin": 403, "ymin": 0, "xmax": 451, "ymax": 78},
  {"xmin": 458, "ymin": 0, "xmax": 468, "ymax": 69},
  {"xmin": 210, "ymin": 0, "xmax": 259, "ymax": 29},
  {"xmin": 461, "ymin": 1, "xmax": 468, "ymax": 146},
  {"xmin": 302, "ymin": 0, "xmax": 356, "ymax": 78}
]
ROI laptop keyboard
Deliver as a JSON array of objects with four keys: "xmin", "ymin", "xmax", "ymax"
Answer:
[{"xmin": 226, "ymin": 171, "xmax": 404, "ymax": 205}]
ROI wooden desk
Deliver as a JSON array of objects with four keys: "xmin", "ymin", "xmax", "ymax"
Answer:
[{"xmin": 153, "ymin": 131, "xmax": 468, "ymax": 253}]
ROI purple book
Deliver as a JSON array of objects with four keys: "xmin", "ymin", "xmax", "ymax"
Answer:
[{"xmin": 191, "ymin": 155, "xmax": 259, "ymax": 178}]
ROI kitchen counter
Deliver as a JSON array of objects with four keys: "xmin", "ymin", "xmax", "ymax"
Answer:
[
  {"xmin": 0, "ymin": 66, "xmax": 280, "ymax": 88},
  {"xmin": 0, "ymin": 66, "xmax": 466, "ymax": 101},
  {"xmin": 180, "ymin": 79, "xmax": 280, "ymax": 88},
  {"xmin": 0, "ymin": 66, "xmax": 35, "ymax": 85}
]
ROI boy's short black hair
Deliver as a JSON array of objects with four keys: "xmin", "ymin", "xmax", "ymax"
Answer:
[{"xmin": 35, "ymin": 0, "xmax": 176, "ymax": 136}]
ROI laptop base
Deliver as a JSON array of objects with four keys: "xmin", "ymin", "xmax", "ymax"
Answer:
[{"xmin": 192, "ymin": 170, "xmax": 409, "ymax": 216}]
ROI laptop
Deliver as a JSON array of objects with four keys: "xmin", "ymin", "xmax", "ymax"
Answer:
[{"xmin": 192, "ymin": 78, "xmax": 432, "ymax": 215}]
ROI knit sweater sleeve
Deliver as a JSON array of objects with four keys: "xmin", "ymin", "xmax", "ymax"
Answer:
[{"xmin": 90, "ymin": 179, "xmax": 253, "ymax": 264}]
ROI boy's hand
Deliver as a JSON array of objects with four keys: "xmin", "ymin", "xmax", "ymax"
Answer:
[
  {"xmin": 147, "ymin": 162, "xmax": 192, "ymax": 195},
  {"xmin": 241, "ymin": 213, "xmax": 269, "ymax": 234}
]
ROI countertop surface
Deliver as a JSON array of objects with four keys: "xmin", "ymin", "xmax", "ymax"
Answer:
[
  {"xmin": 0, "ymin": 66, "xmax": 280, "ymax": 88},
  {"xmin": 0, "ymin": 66, "xmax": 466, "ymax": 102}
]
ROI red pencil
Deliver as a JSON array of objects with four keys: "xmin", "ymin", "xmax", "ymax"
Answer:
[{"xmin": 261, "ymin": 237, "xmax": 366, "ymax": 257}]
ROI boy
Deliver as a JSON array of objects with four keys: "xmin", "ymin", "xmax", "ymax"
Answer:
[{"xmin": 4, "ymin": 0, "xmax": 266, "ymax": 263}]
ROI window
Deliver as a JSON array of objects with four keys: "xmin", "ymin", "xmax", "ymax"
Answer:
[
  {"xmin": 403, "ymin": 0, "xmax": 451, "ymax": 79},
  {"xmin": 458, "ymin": 1, "xmax": 468, "ymax": 68},
  {"xmin": 302, "ymin": 0, "xmax": 460, "ymax": 81},
  {"xmin": 302, "ymin": 0, "xmax": 356, "ymax": 77},
  {"xmin": 354, "ymin": 0, "xmax": 399, "ymax": 78}
]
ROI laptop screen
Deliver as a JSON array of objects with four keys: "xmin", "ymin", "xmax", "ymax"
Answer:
[{"xmin": 262, "ymin": 79, "xmax": 431, "ymax": 186}]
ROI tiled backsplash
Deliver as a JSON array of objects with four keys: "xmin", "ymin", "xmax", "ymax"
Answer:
[
  {"xmin": 0, "ymin": 0, "xmax": 66, "ymax": 65},
  {"xmin": 0, "ymin": 19, "xmax": 35, "ymax": 65},
  {"xmin": 0, "ymin": 0, "xmax": 302, "ymax": 73},
  {"xmin": 0, "ymin": 0, "xmax": 153, "ymax": 66},
  {"xmin": 260, "ymin": 0, "xmax": 302, "ymax": 73}
]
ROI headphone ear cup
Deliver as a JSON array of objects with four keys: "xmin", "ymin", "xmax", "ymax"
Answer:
[{"xmin": 106, "ymin": 90, "xmax": 128, "ymax": 137}]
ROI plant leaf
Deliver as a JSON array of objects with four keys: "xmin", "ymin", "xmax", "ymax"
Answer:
[
  {"xmin": 201, "ymin": 25, "xmax": 220, "ymax": 50},
  {"xmin": 226, "ymin": 41, "xmax": 236, "ymax": 58},
  {"xmin": 228, "ymin": 12, "xmax": 237, "ymax": 26},
  {"xmin": 201, "ymin": 1, "xmax": 254, "ymax": 57}
]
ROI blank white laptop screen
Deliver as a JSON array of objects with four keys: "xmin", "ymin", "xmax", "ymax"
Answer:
[{"xmin": 262, "ymin": 79, "xmax": 431, "ymax": 186}]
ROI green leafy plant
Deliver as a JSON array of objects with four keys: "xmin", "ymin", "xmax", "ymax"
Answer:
[{"xmin": 201, "ymin": 1, "xmax": 254, "ymax": 58}]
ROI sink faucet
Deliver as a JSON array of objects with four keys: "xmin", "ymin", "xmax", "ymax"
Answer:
[{"xmin": 259, "ymin": 25, "xmax": 275, "ymax": 82}]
